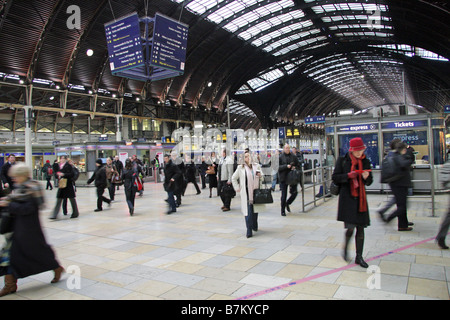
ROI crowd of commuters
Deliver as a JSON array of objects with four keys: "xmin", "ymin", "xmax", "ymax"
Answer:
[{"xmin": 0, "ymin": 137, "xmax": 449, "ymax": 297}]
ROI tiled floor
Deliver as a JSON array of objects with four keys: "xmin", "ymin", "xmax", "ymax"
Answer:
[{"xmin": 1, "ymin": 180, "xmax": 449, "ymax": 300}]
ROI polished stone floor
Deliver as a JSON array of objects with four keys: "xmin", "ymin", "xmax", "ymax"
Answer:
[{"xmin": 1, "ymin": 180, "xmax": 449, "ymax": 300}]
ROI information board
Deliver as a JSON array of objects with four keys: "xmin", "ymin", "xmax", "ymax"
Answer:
[
  {"xmin": 150, "ymin": 13, "xmax": 188, "ymax": 73},
  {"xmin": 305, "ymin": 116, "xmax": 325, "ymax": 124},
  {"xmin": 105, "ymin": 13, "xmax": 144, "ymax": 73}
]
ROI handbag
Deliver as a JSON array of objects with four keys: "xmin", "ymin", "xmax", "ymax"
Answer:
[
  {"xmin": 253, "ymin": 182, "xmax": 273, "ymax": 204},
  {"xmin": 286, "ymin": 169, "xmax": 301, "ymax": 186},
  {"xmin": 206, "ymin": 166, "xmax": 215, "ymax": 175},
  {"xmin": 58, "ymin": 178, "xmax": 68, "ymax": 189},
  {"xmin": 221, "ymin": 183, "xmax": 236, "ymax": 198},
  {"xmin": 329, "ymin": 181, "xmax": 340, "ymax": 195}
]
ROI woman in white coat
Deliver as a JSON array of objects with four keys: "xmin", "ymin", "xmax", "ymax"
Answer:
[{"xmin": 231, "ymin": 152, "xmax": 263, "ymax": 238}]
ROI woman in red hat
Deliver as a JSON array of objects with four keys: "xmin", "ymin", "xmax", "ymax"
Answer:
[{"xmin": 332, "ymin": 137, "xmax": 373, "ymax": 268}]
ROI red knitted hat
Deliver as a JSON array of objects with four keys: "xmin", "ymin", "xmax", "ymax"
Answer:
[{"xmin": 349, "ymin": 137, "xmax": 366, "ymax": 151}]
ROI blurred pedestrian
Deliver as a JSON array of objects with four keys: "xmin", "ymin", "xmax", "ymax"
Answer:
[
  {"xmin": 218, "ymin": 149, "xmax": 234, "ymax": 212},
  {"xmin": 163, "ymin": 154, "xmax": 181, "ymax": 214},
  {"xmin": 332, "ymin": 137, "xmax": 373, "ymax": 268},
  {"xmin": 437, "ymin": 159, "xmax": 450, "ymax": 249},
  {"xmin": 278, "ymin": 144, "xmax": 300, "ymax": 216},
  {"xmin": 41, "ymin": 160, "xmax": 53, "ymax": 190},
  {"xmin": 87, "ymin": 159, "xmax": 111, "ymax": 212},
  {"xmin": 382, "ymin": 140, "xmax": 414, "ymax": 231},
  {"xmin": 0, "ymin": 163, "xmax": 64, "ymax": 297},
  {"xmin": 121, "ymin": 159, "xmax": 137, "ymax": 216},
  {"xmin": 50, "ymin": 156, "xmax": 79, "ymax": 219}
]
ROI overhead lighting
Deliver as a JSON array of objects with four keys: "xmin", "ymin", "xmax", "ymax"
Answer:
[
  {"xmin": 337, "ymin": 109, "xmax": 354, "ymax": 116},
  {"xmin": 207, "ymin": 82, "xmax": 212, "ymax": 87},
  {"xmin": 86, "ymin": 49, "xmax": 94, "ymax": 56}
]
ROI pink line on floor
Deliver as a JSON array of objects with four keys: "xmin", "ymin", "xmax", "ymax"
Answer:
[{"xmin": 235, "ymin": 235, "xmax": 439, "ymax": 300}]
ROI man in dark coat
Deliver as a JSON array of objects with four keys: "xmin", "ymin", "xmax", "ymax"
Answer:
[
  {"xmin": 278, "ymin": 144, "xmax": 300, "ymax": 216},
  {"xmin": 163, "ymin": 154, "xmax": 181, "ymax": 214},
  {"xmin": 87, "ymin": 159, "xmax": 111, "ymax": 212},
  {"xmin": 0, "ymin": 154, "xmax": 16, "ymax": 191},
  {"xmin": 184, "ymin": 157, "xmax": 201, "ymax": 195},
  {"xmin": 50, "ymin": 156, "xmax": 79, "ymax": 219}
]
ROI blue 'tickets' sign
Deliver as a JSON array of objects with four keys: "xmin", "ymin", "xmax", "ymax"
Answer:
[{"xmin": 381, "ymin": 120, "xmax": 427, "ymax": 129}]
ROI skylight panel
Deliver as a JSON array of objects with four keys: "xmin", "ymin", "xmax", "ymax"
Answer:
[{"xmin": 186, "ymin": 0, "xmax": 223, "ymax": 15}]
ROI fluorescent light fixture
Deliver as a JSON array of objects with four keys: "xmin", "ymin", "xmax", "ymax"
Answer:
[{"xmin": 337, "ymin": 109, "xmax": 354, "ymax": 116}]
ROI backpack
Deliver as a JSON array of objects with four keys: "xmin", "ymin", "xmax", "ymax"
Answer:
[
  {"xmin": 380, "ymin": 154, "xmax": 402, "ymax": 183},
  {"xmin": 47, "ymin": 167, "xmax": 53, "ymax": 175},
  {"xmin": 72, "ymin": 166, "xmax": 80, "ymax": 181}
]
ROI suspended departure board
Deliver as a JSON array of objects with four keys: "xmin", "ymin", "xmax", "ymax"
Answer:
[
  {"xmin": 104, "ymin": 13, "xmax": 144, "ymax": 73},
  {"xmin": 150, "ymin": 13, "xmax": 188, "ymax": 74}
]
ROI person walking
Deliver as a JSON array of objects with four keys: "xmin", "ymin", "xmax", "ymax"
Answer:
[
  {"xmin": 218, "ymin": 148, "xmax": 234, "ymax": 212},
  {"xmin": 121, "ymin": 159, "xmax": 137, "ymax": 216},
  {"xmin": 0, "ymin": 154, "xmax": 16, "ymax": 191},
  {"xmin": 163, "ymin": 154, "xmax": 181, "ymax": 214},
  {"xmin": 105, "ymin": 157, "xmax": 118, "ymax": 201},
  {"xmin": 184, "ymin": 156, "xmax": 201, "ymax": 195},
  {"xmin": 278, "ymin": 144, "xmax": 300, "ymax": 216},
  {"xmin": 198, "ymin": 156, "xmax": 208, "ymax": 189},
  {"xmin": 332, "ymin": 137, "xmax": 373, "ymax": 268},
  {"xmin": 437, "ymin": 158, "xmax": 450, "ymax": 249},
  {"xmin": 113, "ymin": 155, "xmax": 124, "ymax": 191},
  {"xmin": 50, "ymin": 156, "xmax": 79, "ymax": 219},
  {"xmin": 41, "ymin": 160, "xmax": 53, "ymax": 190},
  {"xmin": 207, "ymin": 152, "xmax": 218, "ymax": 198},
  {"xmin": 87, "ymin": 159, "xmax": 111, "ymax": 212},
  {"xmin": 380, "ymin": 140, "xmax": 414, "ymax": 231},
  {"xmin": 232, "ymin": 151, "xmax": 263, "ymax": 238},
  {"xmin": 0, "ymin": 163, "xmax": 64, "ymax": 297},
  {"xmin": 52, "ymin": 159, "xmax": 59, "ymax": 188}
]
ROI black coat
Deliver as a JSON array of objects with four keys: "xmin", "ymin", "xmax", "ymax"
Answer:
[
  {"xmin": 9, "ymin": 196, "xmax": 60, "ymax": 279},
  {"xmin": 56, "ymin": 162, "xmax": 76, "ymax": 199},
  {"xmin": 278, "ymin": 152, "xmax": 300, "ymax": 183},
  {"xmin": 87, "ymin": 164, "xmax": 107, "ymax": 189},
  {"xmin": 332, "ymin": 153, "xmax": 373, "ymax": 227},
  {"xmin": 121, "ymin": 168, "xmax": 137, "ymax": 191},
  {"xmin": 163, "ymin": 160, "xmax": 181, "ymax": 192},
  {"xmin": 0, "ymin": 162, "xmax": 14, "ymax": 189},
  {"xmin": 388, "ymin": 151, "xmax": 414, "ymax": 188}
]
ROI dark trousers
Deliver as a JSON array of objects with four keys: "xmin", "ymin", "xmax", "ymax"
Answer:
[
  {"xmin": 186, "ymin": 178, "xmax": 201, "ymax": 194},
  {"xmin": 245, "ymin": 203, "xmax": 259, "ymax": 237},
  {"xmin": 52, "ymin": 197, "xmax": 79, "ymax": 218},
  {"xmin": 97, "ymin": 187, "xmax": 111, "ymax": 210},
  {"xmin": 437, "ymin": 198, "xmax": 450, "ymax": 241},
  {"xmin": 387, "ymin": 185, "xmax": 409, "ymax": 228},
  {"xmin": 280, "ymin": 182, "xmax": 298, "ymax": 213},
  {"xmin": 200, "ymin": 174, "xmax": 206, "ymax": 189},
  {"xmin": 108, "ymin": 181, "xmax": 116, "ymax": 200},
  {"xmin": 46, "ymin": 178, "xmax": 53, "ymax": 190},
  {"xmin": 167, "ymin": 190, "xmax": 176, "ymax": 212},
  {"xmin": 125, "ymin": 186, "xmax": 136, "ymax": 211},
  {"xmin": 219, "ymin": 180, "xmax": 232, "ymax": 209}
]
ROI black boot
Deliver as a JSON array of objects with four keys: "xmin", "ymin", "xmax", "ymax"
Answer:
[
  {"xmin": 355, "ymin": 255, "xmax": 369, "ymax": 268},
  {"xmin": 355, "ymin": 229, "xmax": 368, "ymax": 268}
]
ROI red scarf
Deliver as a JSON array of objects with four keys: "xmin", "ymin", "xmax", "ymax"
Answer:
[{"xmin": 349, "ymin": 153, "xmax": 368, "ymax": 212}]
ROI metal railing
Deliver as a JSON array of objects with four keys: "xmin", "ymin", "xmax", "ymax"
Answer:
[{"xmin": 300, "ymin": 165, "xmax": 334, "ymax": 212}]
